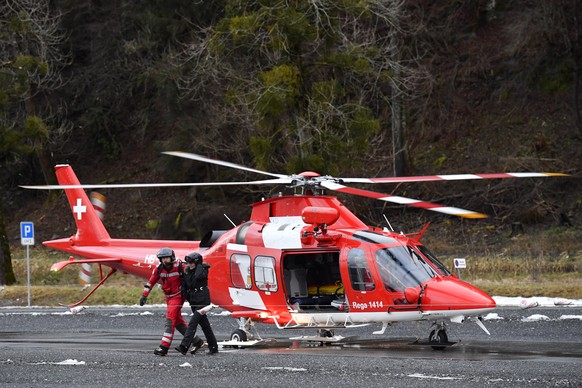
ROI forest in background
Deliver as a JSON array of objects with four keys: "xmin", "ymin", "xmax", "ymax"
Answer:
[{"xmin": 1, "ymin": 1, "xmax": 581, "ymax": 284}]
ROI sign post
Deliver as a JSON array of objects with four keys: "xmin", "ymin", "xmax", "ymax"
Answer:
[
  {"xmin": 454, "ymin": 257, "xmax": 466, "ymax": 280},
  {"xmin": 20, "ymin": 222, "xmax": 34, "ymax": 307}
]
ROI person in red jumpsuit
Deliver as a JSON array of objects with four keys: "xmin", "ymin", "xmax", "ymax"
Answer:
[{"xmin": 139, "ymin": 247, "xmax": 202, "ymax": 356}]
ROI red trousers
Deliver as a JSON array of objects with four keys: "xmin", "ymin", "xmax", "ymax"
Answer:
[{"xmin": 160, "ymin": 294, "xmax": 187, "ymax": 348}]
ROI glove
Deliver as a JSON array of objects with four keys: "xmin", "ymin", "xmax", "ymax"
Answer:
[{"xmin": 139, "ymin": 296, "xmax": 147, "ymax": 306}]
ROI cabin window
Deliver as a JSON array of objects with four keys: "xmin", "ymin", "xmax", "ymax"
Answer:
[
  {"xmin": 254, "ymin": 255, "xmax": 278, "ymax": 292},
  {"xmin": 347, "ymin": 248, "xmax": 375, "ymax": 291},
  {"xmin": 230, "ymin": 253, "xmax": 252, "ymax": 289}
]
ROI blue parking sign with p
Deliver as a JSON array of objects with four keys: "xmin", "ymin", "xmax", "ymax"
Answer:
[{"xmin": 20, "ymin": 221, "xmax": 34, "ymax": 246}]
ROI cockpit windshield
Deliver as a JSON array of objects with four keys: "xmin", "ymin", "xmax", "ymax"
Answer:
[{"xmin": 375, "ymin": 245, "xmax": 438, "ymax": 292}]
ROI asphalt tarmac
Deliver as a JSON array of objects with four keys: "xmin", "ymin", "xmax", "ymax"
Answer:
[{"xmin": 1, "ymin": 305, "xmax": 581, "ymax": 387}]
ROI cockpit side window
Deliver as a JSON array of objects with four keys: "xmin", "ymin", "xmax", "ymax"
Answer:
[
  {"xmin": 347, "ymin": 248, "xmax": 375, "ymax": 292},
  {"xmin": 416, "ymin": 245, "xmax": 452, "ymax": 276},
  {"xmin": 375, "ymin": 245, "xmax": 434, "ymax": 292}
]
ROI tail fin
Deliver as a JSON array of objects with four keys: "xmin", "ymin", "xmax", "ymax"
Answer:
[{"xmin": 55, "ymin": 164, "xmax": 110, "ymax": 243}]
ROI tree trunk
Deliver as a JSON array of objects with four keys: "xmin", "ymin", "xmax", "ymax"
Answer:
[
  {"xmin": 392, "ymin": 93, "xmax": 408, "ymax": 177},
  {"xmin": 573, "ymin": 0, "xmax": 582, "ymax": 134},
  {"xmin": 0, "ymin": 208, "xmax": 16, "ymax": 285},
  {"xmin": 35, "ymin": 147, "xmax": 58, "ymax": 186},
  {"xmin": 390, "ymin": 20, "xmax": 409, "ymax": 177}
]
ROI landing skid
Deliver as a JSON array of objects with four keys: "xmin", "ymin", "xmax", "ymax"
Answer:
[
  {"xmin": 219, "ymin": 335, "xmax": 361, "ymax": 349},
  {"xmin": 288, "ymin": 335, "xmax": 358, "ymax": 343},
  {"xmin": 225, "ymin": 318, "xmax": 361, "ymax": 347},
  {"xmin": 224, "ymin": 317, "xmax": 455, "ymax": 350},
  {"xmin": 219, "ymin": 339, "xmax": 267, "ymax": 349}
]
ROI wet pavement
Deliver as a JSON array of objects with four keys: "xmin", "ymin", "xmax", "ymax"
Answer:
[{"xmin": 1, "ymin": 305, "xmax": 581, "ymax": 387}]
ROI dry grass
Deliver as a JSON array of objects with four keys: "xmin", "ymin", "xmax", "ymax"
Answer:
[
  {"xmin": 3, "ymin": 247, "xmax": 163, "ymax": 306},
  {"xmin": 471, "ymin": 277, "xmax": 582, "ymax": 299},
  {"xmin": 427, "ymin": 226, "xmax": 582, "ymax": 298}
]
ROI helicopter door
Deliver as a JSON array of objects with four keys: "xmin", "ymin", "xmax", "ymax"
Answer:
[
  {"xmin": 226, "ymin": 244, "xmax": 289, "ymax": 313},
  {"xmin": 244, "ymin": 245, "xmax": 283, "ymax": 296},
  {"xmin": 225, "ymin": 243, "xmax": 263, "ymax": 310},
  {"xmin": 346, "ymin": 248, "xmax": 376, "ymax": 292}
]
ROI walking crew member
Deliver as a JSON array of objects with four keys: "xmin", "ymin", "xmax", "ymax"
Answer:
[
  {"xmin": 139, "ymin": 247, "xmax": 202, "ymax": 356},
  {"xmin": 175, "ymin": 252, "xmax": 218, "ymax": 355}
]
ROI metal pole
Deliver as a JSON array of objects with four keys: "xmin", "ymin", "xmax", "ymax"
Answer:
[{"xmin": 27, "ymin": 244, "xmax": 31, "ymax": 307}]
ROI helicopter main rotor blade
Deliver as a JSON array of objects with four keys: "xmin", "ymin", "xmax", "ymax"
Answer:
[
  {"xmin": 163, "ymin": 151, "xmax": 288, "ymax": 179},
  {"xmin": 320, "ymin": 181, "xmax": 487, "ymax": 219},
  {"xmin": 20, "ymin": 178, "xmax": 292, "ymax": 190},
  {"xmin": 341, "ymin": 172, "xmax": 568, "ymax": 184}
]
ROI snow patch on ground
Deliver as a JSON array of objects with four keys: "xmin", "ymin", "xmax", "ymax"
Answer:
[
  {"xmin": 493, "ymin": 296, "xmax": 582, "ymax": 307},
  {"xmin": 263, "ymin": 366, "xmax": 308, "ymax": 372},
  {"xmin": 521, "ymin": 314, "xmax": 550, "ymax": 322},
  {"xmin": 408, "ymin": 373, "xmax": 461, "ymax": 380}
]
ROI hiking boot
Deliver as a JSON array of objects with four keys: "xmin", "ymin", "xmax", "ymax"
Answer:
[
  {"xmin": 153, "ymin": 346, "xmax": 168, "ymax": 356},
  {"xmin": 190, "ymin": 339, "xmax": 205, "ymax": 355},
  {"xmin": 174, "ymin": 344, "xmax": 188, "ymax": 355},
  {"xmin": 206, "ymin": 348, "xmax": 218, "ymax": 355}
]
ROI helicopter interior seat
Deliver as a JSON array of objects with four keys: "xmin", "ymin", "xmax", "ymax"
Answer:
[{"xmin": 285, "ymin": 268, "xmax": 308, "ymax": 298}]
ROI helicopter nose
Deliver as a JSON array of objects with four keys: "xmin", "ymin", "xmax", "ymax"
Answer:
[{"xmin": 421, "ymin": 277, "xmax": 496, "ymax": 312}]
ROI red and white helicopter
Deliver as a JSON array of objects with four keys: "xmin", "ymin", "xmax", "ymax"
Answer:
[{"xmin": 22, "ymin": 152, "xmax": 567, "ymax": 349}]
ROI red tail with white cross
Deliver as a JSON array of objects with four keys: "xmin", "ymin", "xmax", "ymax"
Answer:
[{"xmin": 54, "ymin": 164, "xmax": 111, "ymax": 244}]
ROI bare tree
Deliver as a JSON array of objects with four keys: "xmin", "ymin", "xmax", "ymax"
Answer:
[
  {"xmin": 0, "ymin": 0, "xmax": 72, "ymax": 185},
  {"xmin": 502, "ymin": 1, "xmax": 581, "ymax": 134},
  {"xmin": 172, "ymin": 0, "xmax": 427, "ymax": 176}
]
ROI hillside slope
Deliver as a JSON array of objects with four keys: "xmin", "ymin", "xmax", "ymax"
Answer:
[{"xmin": 4, "ymin": 1, "xmax": 581, "ymax": 259}]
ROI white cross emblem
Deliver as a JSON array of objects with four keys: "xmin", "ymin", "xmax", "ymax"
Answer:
[{"xmin": 73, "ymin": 198, "xmax": 87, "ymax": 220}]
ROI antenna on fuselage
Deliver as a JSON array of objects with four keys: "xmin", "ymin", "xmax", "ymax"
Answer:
[
  {"xmin": 383, "ymin": 214, "xmax": 394, "ymax": 232},
  {"xmin": 223, "ymin": 213, "xmax": 236, "ymax": 227}
]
